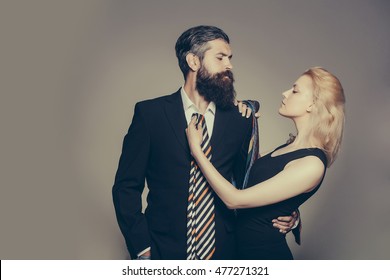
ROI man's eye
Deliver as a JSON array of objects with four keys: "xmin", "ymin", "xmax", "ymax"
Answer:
[
  {"xmin": 217, "ymin": 57, "xmax": 223, "ymax": 60},
  {"xmin": 292, "ymin": 90, "xmax": 298, "ymax": 94}
]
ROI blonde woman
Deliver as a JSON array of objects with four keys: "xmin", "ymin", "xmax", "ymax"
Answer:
[{"xmin": 186, "ymin": 67, "xmax": 345, "ymax": 259}]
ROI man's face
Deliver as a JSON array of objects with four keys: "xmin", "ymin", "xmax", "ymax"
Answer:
[
  {"xmin": 196, "ymin": 39, "xmax": 236, "ymax": 109},
  {"xmin": 200, "ymin": 39, "xmax": 233, "ymax": 75}
]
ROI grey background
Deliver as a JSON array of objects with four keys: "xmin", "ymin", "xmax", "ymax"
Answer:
[{"xmin": 1, "ymin": 0, "xmax": 389, "ymax": 259}]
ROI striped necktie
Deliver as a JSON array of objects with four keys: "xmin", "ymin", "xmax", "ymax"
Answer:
[{"xmin": 186, "ymin": 113, "xmax": 216, "ymax": 260}]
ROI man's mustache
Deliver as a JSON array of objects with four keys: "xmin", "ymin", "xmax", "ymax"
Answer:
[{"xmin": 213, "ymin": 70, "xmax": 234, "ymax": 81}]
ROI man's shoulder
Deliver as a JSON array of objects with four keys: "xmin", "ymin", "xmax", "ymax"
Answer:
[
  {"xmin": 222, "ymin": 106, "xmax": 253, "ymax": 127},
  {"xmin": 135, "ymin": 89, "xmax": 181, "ymax": 110}
]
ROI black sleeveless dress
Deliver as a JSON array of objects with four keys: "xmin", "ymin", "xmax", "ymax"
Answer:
[{"xmin": 236, "ymin": 144, "xmax": 327, "ymax": 260}]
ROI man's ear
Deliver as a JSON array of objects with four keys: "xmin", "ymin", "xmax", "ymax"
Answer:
[{"xmin": 186, "ymin": 53, "xmax": 200, "ymax": 71}]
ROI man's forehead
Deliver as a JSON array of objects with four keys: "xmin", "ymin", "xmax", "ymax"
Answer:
[{"xmin": 205, "ymin": 39, "xmax": 232, "ymax": 54}]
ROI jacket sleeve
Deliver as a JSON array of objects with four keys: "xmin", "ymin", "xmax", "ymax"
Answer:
[
  {"xmin": 291, "ymin": 209, "xmax": 302, "ymax": 245},
  {"xmin": 112, "ymin": 102, "xmax": 151, "ymax": 259},
  {"xmin": 232, "ymin": 116, "xmax": 253, "ymax": 189}
]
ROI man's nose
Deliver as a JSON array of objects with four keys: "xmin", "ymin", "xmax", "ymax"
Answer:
[{"xmin": 225, "ymin": 59, "xmax": 233, "ymax": 70}]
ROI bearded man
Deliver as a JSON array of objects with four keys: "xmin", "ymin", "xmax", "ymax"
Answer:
[{"xmin": 112, "ymin": 25, "xmax": 296, "ymax": 260}]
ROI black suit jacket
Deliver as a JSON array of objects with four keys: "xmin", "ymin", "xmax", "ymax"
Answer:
[{"xmin": 112, "ymin": 90, "xmax": 252, "ymax": 259}]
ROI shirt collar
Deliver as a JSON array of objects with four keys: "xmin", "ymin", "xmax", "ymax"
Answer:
[{"xmin": 180, "ymin": 86, "xmax": 216, "ymax": 115}]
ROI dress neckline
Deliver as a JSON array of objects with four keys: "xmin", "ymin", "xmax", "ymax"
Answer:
[{"xmin": 270, "ymin": 147, "xmax": 320, "ymax": 158}]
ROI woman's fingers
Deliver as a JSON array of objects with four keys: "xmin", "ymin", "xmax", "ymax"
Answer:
[{"xmin": 236, "ymin": 101, "xmax": 253, "ymax": 118}]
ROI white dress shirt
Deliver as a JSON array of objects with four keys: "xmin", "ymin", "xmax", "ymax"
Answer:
[{"xmin": 181, "ymin": 87, "xmax": 216, "ymax": 138}]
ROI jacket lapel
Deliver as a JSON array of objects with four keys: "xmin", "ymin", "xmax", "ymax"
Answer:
[
  {"xmin": 164, "ymin": 90, "xmax": 234, "ymax": 155},
  {"xmin": 164, "ymin": 90, "xmax": 190, "ymax": 154}
]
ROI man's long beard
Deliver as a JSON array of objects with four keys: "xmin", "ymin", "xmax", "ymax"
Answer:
[{"xmin": 196, "ymin": 67, "xmax": 236, "ymax": 110}]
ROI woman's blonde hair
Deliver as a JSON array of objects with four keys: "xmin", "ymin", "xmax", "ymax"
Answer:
[{"xmin": 304, "ymin": 67, "xmax": 345, "ymax": 167}]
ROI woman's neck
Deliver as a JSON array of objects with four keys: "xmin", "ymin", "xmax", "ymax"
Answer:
[{"xmin": 291, "ymin": 119, "xmax": 320, "ymax": 149}]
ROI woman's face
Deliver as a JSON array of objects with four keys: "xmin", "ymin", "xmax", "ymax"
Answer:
[{"xmin": 279, "ymin": 75, "xmax": 315, "ymax": 119}]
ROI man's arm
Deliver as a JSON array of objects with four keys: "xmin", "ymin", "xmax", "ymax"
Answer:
[
  {"xmin": 291, "ymin": 210, "xmax": 302, "ymax": 244},
  {"xmin": 232, "ymin": 100, "xmax": 260, "ymax": 189},
  {"xmin": 112, "ymin": 102, "xmax": 151, "ymax": 259},
  {"xmin": 232, "ymin": 113, "xmax": 253, "ymax": 189}
]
